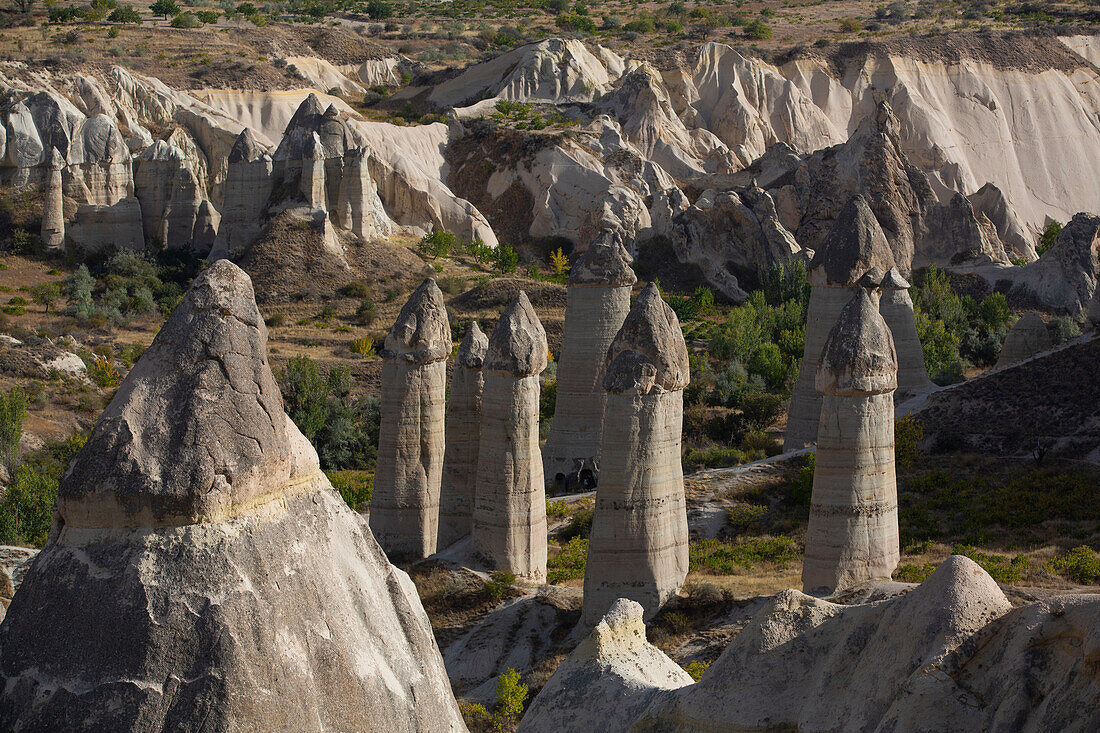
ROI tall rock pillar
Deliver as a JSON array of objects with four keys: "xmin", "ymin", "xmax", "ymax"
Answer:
[
  {"xmin": 802, "ymin": 283, "xmax": 900, "ymax": 595},
  {"xmin": 582, "ymin": 283, "xmax": 691, "ymax": 626},
  {"xmin": 879, "ymin": 267, "xmax": 932, "ymax": 400},
  {"xmin": 41, "ymin": 149, "xmax": 65, "ymax": 252},
  {"xmin": 472, "ymin": 292, "xmax": 549, "ymax": 581},
  {"xmin": 437, "ymin": 321, "xmax": 488, "ymax": 550},
  {"xmin": 785, "ymin": 196, "xmax": 896, "ymax": 451},
  {"xmin": 542, "ymin": 231, "xmax": 636, "ymax": 490},
  {"xmin": 370, "ymin": 279, "xmax": 451, "ymax": 562}
]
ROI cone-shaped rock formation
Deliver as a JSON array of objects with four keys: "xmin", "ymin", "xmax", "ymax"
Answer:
[
  {"xmin": 472, "ymin": 291, "xmax": 549, "ymax": 580},
  {"xmin": 40, "ymin": 148, "xmax": 65, "ymax": 251},
  {"xmin": 0, "ymin": 261, "xmax": 465, "ymax": 731},
  {"xmin": 785, "ymin": 195, "xmax": 896, "ymax": 450},
  {"xmin": 582, "ymin": 283, "xmax": 690, "ymax": 626},
  {"xmin": 371, "ymin": 278, "xmax": 451, "ymax": 562},
  {"xmin": 542, "ymin": 231, "xmax": 636, "ymax": 489},
  {"xmin": 879, "ymin": 267, "xmax": 932, "ymax": 400},
  {"xmin": 438, "ymin": 321, "xmax": 488, "ymax": 550},
  {"xmin": 995, "ymin": 311, "xmax": 1052, "ymax": 368},
  {"xmin": 802, "ymin": 286, "xmax": 900, "ymax": 595}
]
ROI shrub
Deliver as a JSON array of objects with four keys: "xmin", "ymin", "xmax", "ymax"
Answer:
[
  {"xmin": 365, "ymin": 0, "xmax": 392, "ymax": 19},
  {"xmin": 279, "ymin": 357, "xmax": 328, "ymax": 442},
  {"xmin": 492, "ymin": 245, "xmax": 519, "ymax": 274},
  {"xmin": 838, "ymin": 17, "xmax": 862, "ymax": 32},
  {"xmin": 894, "ymin": 561, "xmax": 937, "ymax": 583},
  {"xmin": 555, "ymin": 13, "xmax": 596, "ymax": 32},
  {"xmin": 1045, "ymin": 546, "xmax": 1100, "ymax": 584},
  {"xmin": 150, "ymin": 0, "xmax": 179, "ymax": 17},
  {"xmin": 0, "ymin": 464, "xmax": 57, "ymax": 547},
  {"xmin": 264, "ymin": 313, "xmax": 285, "ymax": 328},
  {"xmin": 108, "ymin": 5, "xmax": 142, "ymax": 22},
  {"xmin": 1037, "ymin": 221, "xmax": 1061, "ymax": 256},
  {"xmin": 689, "ymin": 536, "xmax": 800, "ymax": 573},
  {"xmin": 683, "ymin": 660, "xmax": 710, "ymax": 681},
  {"xmin": 325, "ymin": 469, "xmax": 373, "ymax": 511},
  {"xmin": 417, "ymin": 228, "xmax": 457, "ymax": 259},
  {"xmin": 549, "ymin": 247, "xmax": 570, "ymax": 277},
  {"xmin": 355, "ymin": 299, "xmax": 376, "ymax": 326},
  {"xmin": 171, "ymin": 12, "xmax": 202, "ymax": 28},
  {"xmin": 895, "ymin": 415, "xmax": 924, "ymax": 471},
  {"xmin": 339, "ymin": 280, "xmax": 372, "ymax": 299},
  {"xmin": 350, "ymin": 337, "xmax": 376, "ymax": 358},
  {"xmin": 88, "ymin": 355, "xmax": 121, "ymax": 389},
  {"xmin": 195, "ymin": 9, "xmax": 220, "ymax": 22},
  {"xmin": 743, "ymin": 19, "xmax": 771, "ymax": 39},
  {"xmin": 31, "ymin": 282, "xmax": 62, "ymax": 313},
  {"xmin": 547, "ymin": 536, "xmax": 588, "ymax": 583},
  {"xmin": 951, "ymin": 544, "xmax": 1027, "ymax": 583},
  {"xmin": 726, "ymin": 502, "xmax": 767, "ymax": 532},
  {"xmin": 493, "ymin": 669, "xmax": 528, "ymax": 727},
  {"xmin": 485, "ymin": 570, "xmax": 515, "ymax": 602},
  {"xmin": 740, "ymin": 391, "xmax": 784, "ymax": 429}
]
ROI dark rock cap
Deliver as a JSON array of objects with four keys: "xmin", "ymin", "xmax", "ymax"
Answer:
[
  {"xmin": 456, "ymin": 321, "xmax": 488, "ymax": 369},
  {"xmin": 484, "ymin": 291, "xmax": 548, "ymax": 377},
  {"xmin": 383, "ymin": 278, "xmax": 451, "ymax": 364},
  {"xmin": 811, "ymin": 195, "xmax": 896, "ymax": 286},
  {"xmin": 570, "ymin": 229, "xmax": 638, "ymax": 288},
  {"xmin": 228, "ymin": 128, "xmax": 266, "ymax": 164},
  {"xmin": 604, "ymin": 283, "xmax": 690, "ymax": 394},
  {"xmin": 816, "ymin": 287, "xmax": 898, "ymax": 396},
  {"xmin": 58, "ymin": 260, "xmax": 291, "ymax": 528},
  {"xmin": 285, "ymin": 93, "xmax": 325, "ymax": 134},
  {"xmin": 881, "ymin": 266, "xmax": 911, "ymax": 290}
]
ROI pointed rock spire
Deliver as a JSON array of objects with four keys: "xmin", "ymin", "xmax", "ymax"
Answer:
[
  {"xmin": 58, "ymin": 260, "xmax": 289, "ymax": 528},
  {"xmin": 811, "ymin": 195, "xmax": 895, "ymax": 285},
  {"xmin": 228, "ymin": 128, "xmax": 265, "ymax": 164},
  {"xmin": 816, "ymin": 287, "xmax": 898, "ymax": 396},
  {"xmin": 484, "ymin": 290, "xmax": 547, "ymax": 376},
  {"xmin": 285, "ymin": 93, "xmax": 325, "ymax": 134},
  {"xmin": 383, "ymin": 278, "xmax": 451, "ymax": 364},
  {"xmin": 455, "ymin": 321, "xmax": 488, "ymax": 369},
  {"xmin": 570, "ymin": 230, "xmax": 637, "ymax": 287},
  {"xmin": 604, "ymin": 284, "xmax": 689, "ymax": 394},
  {"xmin": 881, "ymin": 266, "xmax": 910, "ymax": 290}
]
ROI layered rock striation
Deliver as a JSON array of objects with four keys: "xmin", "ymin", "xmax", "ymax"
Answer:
[
  {"xmin": 371, "ymin": 278, "xmax": 451, "ymax": 562},
  {"xmin": 0, "ymin": 261, "xmax": 465, "ymax": 731},
  {"xmin": 879, "ymin": 266, "xmax": 932, "ymax": 400},
  {"xmin": 438, "ymin": 321, "xmax": 488, "ymax": 550},
  {"xmin": 542, "ymin": 231, "xmax": 636, "ymax": 489},
  {"xmin": 802, "ymin": 285, "xmax": 900, "ymax": 595},
  {"xmin": 582, "ymin": 284, "xmax": 690, "ymax": 625},
  {"xmin": 472, "ymin": 291, "xmax": 549, "ymax": 581}
]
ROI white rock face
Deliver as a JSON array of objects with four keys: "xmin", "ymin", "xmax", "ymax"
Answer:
[
  {"xmin": 785, "ymin": 196, "xmax": 896, "ymax": 451},
  {"xmin": 438, "ymin": 322, "xmax": 488, "ymax": 550},
  {"xmin": 802, "ymin": 286, "xmax": 899, "ymax": 595},
  {"xmin": 133, "ymin": 139, "xmax": 213, "ymax": 253},
  {"xmin": 542, "ymin": 232, "xmax": 636, "ymax": 487},
  {"xmin": 472, "ymin": 291, "xmax": 548, "ymax": 581},
  {"xmin": 0, "ymin": 261, "xmax": 466, "ymax": 731},
  {"xmin": 879, "ymin": 267, "xmax": 932, "ymax": 401},
  {"xmin": 371, "ymin": 279, "xmax": 451, "ymax": 562},
  {"xmin": 518, "ymin": 599, "xmax": 693, "ymax": 733},
  {"xmin": 39, "ymin": 149, "xmax": 64, "ymax": 251},
  {"xmin": 582, "ymin": 284, "xmax": 690, "ymax": 626},
  {"xmin": 995, "ymin": 311, "xmax": 1052, "ymax": 368}
]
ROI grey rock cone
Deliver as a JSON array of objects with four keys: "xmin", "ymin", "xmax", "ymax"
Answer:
[
  {"xmin": 995, "ymin": 311, "xmax": 1052, "ymax": 368},
  {"xmin": 40, "ymin": 148, "xmax": 65, "ymax": 252},
  {"xmin": 802, "ymin": 286, "xmax": 900, "ymax": 595},
  {"xmin": 879, "ymin": 267, "xmax": 932, "ymax": 400},
  {"xmin": 542, "ymin": 231, "xmax": 636, "ymax": 489},
  {"xmin": 0, "ymin": 261, "xmax": 466, "ymax": 731},
  {"xmin": 371, "ymin": 278, "xmax": 451, "ymax": 562},
  {"xmin": 785, "ymin": 195, "xmax": 898, "ymax": 451},
  {"xmin": 438, "ymin": 321, "xmax": 488, "ymax": 550},
  {"xmin": 582, "ymin": 284, "xmax": 690, "ymax": 626},
  {"xmin": 472, "ymin": 291, "xmax": 549, "ymax": 580}
]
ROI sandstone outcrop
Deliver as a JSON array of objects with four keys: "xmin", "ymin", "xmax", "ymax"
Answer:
[
  {"xmin": 1012, "ymin": 213, "xmax": 1100, "ymax": 315},
  {"xmin": 880, "ymin": 266, "xmax": 932, "ymax": 400},
  {"xmin": 995, "ymin": 311, "xmax": 1052, "ymax": 368},
  {"xmin": 802, "ymin": 285, "xmax": 899, "ymax": 595},
  {"xmin": 524, "ymin": 556, "xmax": 1100, "ymax": 731},
  {"xmin": 0, "ymin": 261, "xmax": 465, "ymax": 731},
  {"xmin": 542, "ymin": 231, "xmax": 636, "ymax": 488},
  {"xmin": 472, "ymin": 291, "xmax": 548, "ymax": 581},
  {"xmin": 371, "ymin": 278, "xmax": 451, "ymax": 562},
  {"xmin": 39, "ymin": 148, "xmax": 64, "ymax": 251},
  {"xmin": 438, "ymin": 321, "xmax": 488, "ymax": 550},
  {"xmin": 518, "ymin": 599, "xmax": 693, "ymax": 733},
  {"xmin": 582, "ymin": 283, "xmax": 690, "ymax": 626},
  {"xmin": 784, "ymin": 195, "xmax": 895, "ymax": 451}
]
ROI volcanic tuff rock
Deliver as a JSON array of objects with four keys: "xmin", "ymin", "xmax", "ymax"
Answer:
[
  {"xmin": 1012, "ymin": 213, "xmax": 1100, "ymax": 315},
  {"xmin": 995, "ymin": 311, "xmax": 1052, "ymax": 368},
  {"xmin": 472, "ymin": 291, "xmax": 548, "ymax": 580},
  {"xmin": 438, "ymin": 321, "xmax": 488, "ymax": 550},
  {"xmin": 542, "ymin": 230, "xmax": 636, "ymax": 486},
  {"xmin": 517, "ymin": 599, "xmax": 693, "ymax": 733},
  {"xmin": 371, "ymin": 278, "xmax": 451, "ymax": 562},
  {"xmin": 582, "ymin": 284, "xmax": 690, "ymax": 626},
  {"xmin": 803, "ymin": 286, "xmax": 900, "ymax": 595},
  {"xmin": 0, "ymin": 261, "xmax": 465, "ymax": 731},
  {"xmin": 524, "ymin": 556, "xmax": 1100, "ymax": 731}
]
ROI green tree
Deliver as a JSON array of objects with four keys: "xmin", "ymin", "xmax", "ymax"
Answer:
[
  {"xmin": 279, "ymin": 357, "xmax": 328, "ymax": 442},
  {"xmin": 30, "ymin": 282, "xmax": 62, "ymax": 313},
  {"xmin": 0, "ymin": 464, "xmax": 56, "ymax": 547},
  {"xmin": 150, "ymin": 0, "xmax": 179, "ymax": 17},
  {"xmin": 743, "ymin": 19, "xmax": 772, "ymax": 39},
  {"xmin": 66, "ymin": 264, "xmax": 96, "ymax": 319},
  {"xmin": 108, "ymin": 4, "xmax": 142, "ymax": 21},
  {"xmin": 364, "ymin": 0, "xmax": 391, "ymax": 18},
  {"xmin": 1036, "ymin": 221, "xmax": 1061, "ymax": 256},
  {"xmin": 492, "ymin": 245, "xmax": 519, "ymax": 274},
  {"xmin": 492, "ymin": 668, "xmax": 528, "ymax": 729},
  {"xmin": 0, "ymin": 388, "xmax": 26, "ymax": 473}
]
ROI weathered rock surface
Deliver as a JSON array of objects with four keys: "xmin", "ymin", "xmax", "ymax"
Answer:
[
  {"xmin": 542, "ymin": 231, "xmax": 636, "ymax": 487},
  {"xmin": 996, "ymin": 311, "xmax": 1052, "ymax": 368},
  {"xmin": 472, "ymin": 291, "xmax": 548, "ymax": 581},
  {"xmin": 0, "ymin": 261, "xmax": 466, "ymax": 732},
  {"xmin": 879, "ymin": 267, "xmax": 932, "ymax": 400},
  {"xmin": 785, "ymin": 196, "xmax": 895, "ymax": 451},
  {"xmin": 438, "ymin": 321, "xmax": 488, "ymax": 550},
  {"xmin": 371, "ymin": 278, "xmax": 451, "ymax": 562},
  {"xmin": 802, "ymin": 286, "xmax": 899, "ymax": 595},
  {"xmin": 583, "ymin": 284, "xmax": 690, "ymax": 626},
  {"xmin": 518, "ymin": 599, "xmax": 693, "ymax": 733},
  {"xmin": 1012, "ymin": 213, "xmax": 1100, "ymax": 316}
]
